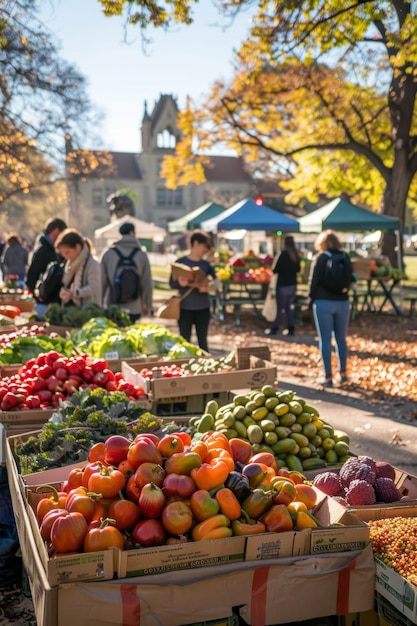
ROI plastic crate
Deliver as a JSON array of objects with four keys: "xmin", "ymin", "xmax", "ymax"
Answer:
[{"xmin": 235, "ymin": 344, "xmax": 271, "ymax": 370}]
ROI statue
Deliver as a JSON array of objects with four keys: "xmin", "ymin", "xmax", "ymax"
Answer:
[{"xmin": 107, "ymin": 193, "xmax": 135, "ymax": 221}]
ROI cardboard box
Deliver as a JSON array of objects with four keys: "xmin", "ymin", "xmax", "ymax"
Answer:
[
  {"xmin": 308, "ymin": 497, "xmax": 370, "ymax": 555},
  {"xmin": 53, "ymin": 546, "xmax": 375, "ymax": 626},
  {"xmin": 119, "ymin": 536, "xmax": 246, "ymax": 578},
  {"xmin": 6, "ymin": 449, "xmax": 118, "ymax": 587},
  {"xmin": 245, "ymin": 490, "xmax": 370, "ymax": 562},
  {"xmin": 0, "ymin": 407, "xmax": 54, "ymax": 425},
  {"xmin": 122, "ymin": 356, "xmax": 277, "ymax": 400},
  {"xmin": 375, "ymin": 558, "xmax": 417, "ymax": 623}
]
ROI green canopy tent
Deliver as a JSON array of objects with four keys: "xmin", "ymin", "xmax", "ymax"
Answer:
[
  {"xmin": 168, "ymin": 202, "xmax": 227, "ymax": 234},
  {"xmin": 298, "ymin": 197, "xmax": 401, "ymax": 267},
  {"xmin": 298, "ymin": 197, "xmax": 400, "ymax": 232}
]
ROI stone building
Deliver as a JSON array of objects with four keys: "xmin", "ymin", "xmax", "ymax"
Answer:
[{"xmin": 65, "ymin": 94, "xmax": 254, "ymax": 239}]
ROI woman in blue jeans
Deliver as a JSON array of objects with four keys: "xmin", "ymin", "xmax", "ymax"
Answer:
[
  {"xmin": 265, "ymin": 235, "xmax": 301, "ymax": 336},
  {"xmin": 309, "ymin": 230, "xmax": 353, "ymax": 388}
]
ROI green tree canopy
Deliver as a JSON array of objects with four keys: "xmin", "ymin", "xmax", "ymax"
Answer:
[{"xmin": 99, "ymin": 0, "xmax": 417, "ymax": 266}]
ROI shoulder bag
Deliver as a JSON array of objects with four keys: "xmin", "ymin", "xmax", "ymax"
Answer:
[{"xmin": 155, "ymin": 287, "xmax": 193, "ymax": 321}]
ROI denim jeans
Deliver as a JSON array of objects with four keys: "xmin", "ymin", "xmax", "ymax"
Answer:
[
  {"xmin": 312, "ymin": 299, "xmax": 350, "ymax": 379},
  {"xmin": 272, "ymin": 285, "xmax": 297, "ymax": 331}
]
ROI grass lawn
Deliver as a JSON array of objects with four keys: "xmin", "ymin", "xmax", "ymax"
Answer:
[{"xmin": 404, "ymin": 255, "xmax": 417, "ymax": 283}]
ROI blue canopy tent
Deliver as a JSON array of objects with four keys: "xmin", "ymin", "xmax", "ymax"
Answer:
[{"xmin": 202, "ymin": 198, "xmax": 300, "ymax": 232}]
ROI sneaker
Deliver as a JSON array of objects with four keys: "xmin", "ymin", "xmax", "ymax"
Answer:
[
  {"xmin": 340, "ymin": 374, "xmax": 348, "ymax": 384},
  {"xmin": 319, "ymin": 378, "xmax": 333, "ymax": 388},
  {"xmin": 264, "ymin": 329, "xmax": 277, "ymax": 336}
]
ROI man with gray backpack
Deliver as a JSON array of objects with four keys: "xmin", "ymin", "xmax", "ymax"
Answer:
[{"xmin": 100, "ymin": 222, "xmax": 153, "ymax": 323}]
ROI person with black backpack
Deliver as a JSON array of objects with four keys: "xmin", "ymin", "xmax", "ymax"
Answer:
[
  {"xmin": 308, "ymin": 230, "xmax": 354, "ymax": 388},
  {"xmin": 26, "ymin": 217, "xmax": 67, "ymax": 319},
  {"xmin": 100, "ymin": 222, "xmax": 153, "ymax": 323}
]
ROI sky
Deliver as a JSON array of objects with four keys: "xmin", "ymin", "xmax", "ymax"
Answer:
[{"xmin": 40, "ymin": 0, "xmax": 256, "ymax": 154}]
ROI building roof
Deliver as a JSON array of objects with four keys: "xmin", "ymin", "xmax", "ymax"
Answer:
[
  {"xmin": 108, "ymin": 152, "xmax": 142, "ymax": 180},
  {"xmin": 203, "ymin": 156, "xmax": 253, "ymax": 182}
]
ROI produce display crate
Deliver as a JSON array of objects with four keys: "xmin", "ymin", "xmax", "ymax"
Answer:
[
  {"xmin": 151, "ymin": 391, "xmax": 230, "ymax": 417},
  {"xmin": 234, "ymin": 344, "xmax": 271, "ymax": 370},
  {"xmin": 122, "ymin": 355, "xmax": 277, "ymax": 401}
]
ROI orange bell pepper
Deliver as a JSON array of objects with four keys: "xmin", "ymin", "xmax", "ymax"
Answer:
[
  {"xmin": 191, "ymin": 513, "xmax": 231, "ymax": 541},
  {"xmin": 191, "ymin": 458, "xmax": 230, "ymax": 491},
  {"xmin": 255, "ymin": 462, "xmax": 276, "ymax": 485},
  {"xmin": 231, "ymin": 517, "xmax": 266, "ymax": 536},
  {"xmin": 214, "ymin": 487, "xmax": 241, "ymax": 521},
  {"xmin": 190, "ymin": 440, "xmax": 209, "ymax": 462},
  {"xmin": 202, "ymin": 432, "xmax": 232, "ymax": 454},
  {"xmin": 204, "ymin": 448, "xmax": 235, "ymax": 472}
]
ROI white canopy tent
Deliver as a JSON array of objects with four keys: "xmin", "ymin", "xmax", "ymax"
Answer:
[{"xmin": 94, "ymin": 216, "xmax": 167, "ymax": 255}]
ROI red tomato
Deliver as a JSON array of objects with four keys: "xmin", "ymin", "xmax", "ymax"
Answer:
[
  {"xmin": 134, "ymin": 433, "xmax": 160, "ymax": 446},
  {"xmin": 84, "ymin": 522, "xmax": 124, "ymax": 552},
  {"xmin": 162, "ymin": 473, "xmax": 196, "ymax": 499},
  {"xmin": 88, "ymin": 467, "xmax": 126, "ymax": 499},
  {"xmin": 108, "ymin": 499, "xmax": 141, "ymax": 531},
  {"xmin": 66, "ymin": 467, "xmax": 84, "ymax": 491},
  {"xmin": 104, "ymin": 435, "xmax": 131, "ymax": 466},
  {"xmin": 66, "ymin": 494, "xmax": 96, "ymax": 524},
  {"xmin": 131, "ymin": 519, "xmax": 166, "ymax": 548},
  {"xmin": 125, "ymin": 474, "xmax": 141, "ymax": 502},
  {"xmin": 118, "ymin": 459, "xmax": 136, "ymax": 479},
  {"xmin": 82, "ymin": 461, "xmax": 104, "ymax": 488},
  {"xmin": 50, "ymin": 511, "xmax": 88, "ymax": 553},
  {"xmin": 88, "ymin": 443, "xmax": 106, "ymax": 464},
  {"xmin": 134, "ymin": 462, "xmax": 166, "ymax": 489},
  {"xmin": 157, "ymin": 434, "xmax": 184, "ymax": 458},
  {"xmin": 138, "ymin": 482, "xmax": 166, "ymax": 518},
  {"xmin": 161, "ymin": 501, "xmax": 194, "ymax": 536},
  {"xmin": 39, "ymin": 509, "xmax": 68, "ymax": 542}
]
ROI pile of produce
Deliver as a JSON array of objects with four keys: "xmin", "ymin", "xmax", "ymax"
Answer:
[
  {"xmin": 44, "ymin": 303, "xmax": 132, "ymax": 327},
  {"xmin": 0, "ymin": 351, "xmax": 146, "ymax": 411},
  {"xmin": 369, "ymin": 517, "xmax": 417, "ymax": 583},
  {"xmin": 191, "ymin": 387, "xmax": 352, "ymax": 472},
  {"xmin": 70, "ymin": 319, "xmax": 204, "ymax": 359},
  {"xmin": 32, "ymin": 430, "xmax": 326, "ymax": 555},
  {"xmin": 0, "ymin": 328, "xmax": 73, "ymax": 364},
  {"xmin": 138, "ymin": 353, "xmax": 236, "ymax": 380},
  {"xmin": 312, "ymin": 456, "xmax": 405, "ymax": 506},
  {"xmin": 13, "ymin": 387, "xmax": 181, "ymax": 474}
]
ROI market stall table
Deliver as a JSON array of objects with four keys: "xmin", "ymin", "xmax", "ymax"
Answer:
[
  {"xmin": 212, "ymin": 281, "xmax": 269, "ymax": 326},
  {"xmin": 351, "ymin": 277, "xmax": 404, "ymax": 317}
]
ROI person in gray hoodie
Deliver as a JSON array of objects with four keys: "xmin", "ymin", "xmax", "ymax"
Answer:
[{"xmin": 100, "ymin": 222, "xmax": 153, "ymax": 322}]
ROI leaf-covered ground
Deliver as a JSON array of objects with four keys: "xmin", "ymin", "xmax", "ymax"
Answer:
[{"xmin": 208, "ymin": 309, "xmax": 417, "ymax": 420}]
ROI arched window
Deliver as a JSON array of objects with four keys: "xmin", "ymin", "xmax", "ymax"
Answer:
[{"xmin": 157, "ymin": 128, "xmax": 176, "ymax": 149}]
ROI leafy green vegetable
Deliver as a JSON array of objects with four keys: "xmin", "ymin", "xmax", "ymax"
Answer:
[
  {"xmin": 0, "ymin": 335, "xmax": 74, "ymax": 364},
  {"xmin": 89, "ymin": 329, "xmax": 140, "ymax": 358}
]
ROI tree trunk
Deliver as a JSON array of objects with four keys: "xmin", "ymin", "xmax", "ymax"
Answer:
[{"xmin": 381, "ymin": 148, "xmax": 413, "ymax": 268}]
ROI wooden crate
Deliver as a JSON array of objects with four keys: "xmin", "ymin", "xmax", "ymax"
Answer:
[{"xmin": 235, "ymin": 345, "xmax": 271, "ymax": 370}]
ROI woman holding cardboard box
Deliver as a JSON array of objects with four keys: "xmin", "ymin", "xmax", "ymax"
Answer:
[{"xmin": 169, "ymin": 230, "xmax": 216, "ymax": 353}]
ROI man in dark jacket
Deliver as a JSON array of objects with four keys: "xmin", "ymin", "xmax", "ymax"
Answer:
[
  {"xmin": 26, "ymin": 217, "xmax": 67, "ymax": 318},
  {"xmin": 101, "ymin": 222, "xmax": 153, "ymax": 323}
]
